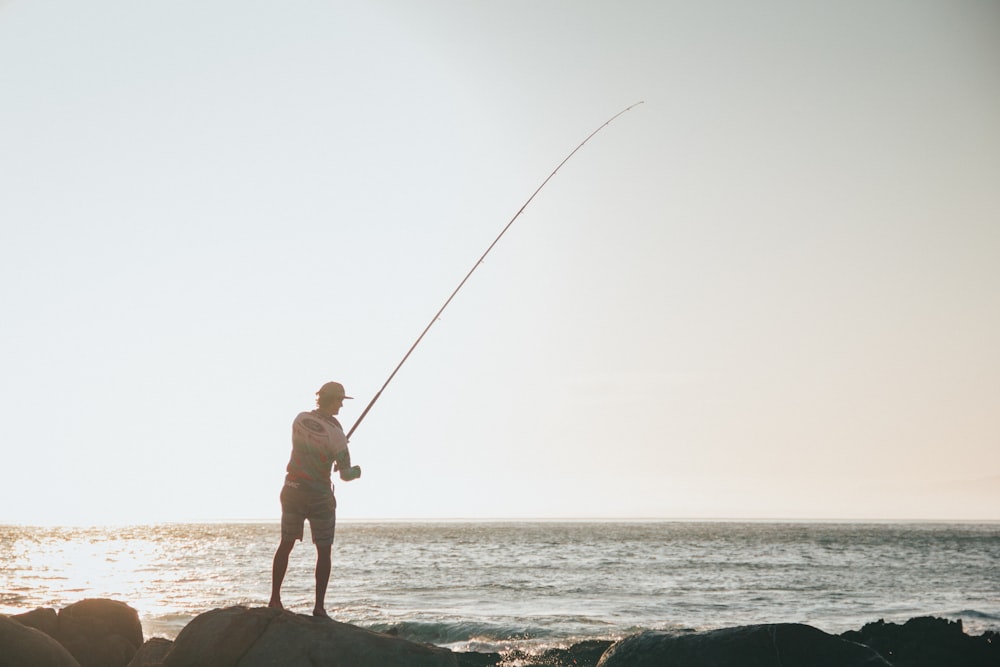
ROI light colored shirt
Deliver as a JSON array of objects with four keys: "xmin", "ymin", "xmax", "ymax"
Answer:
[{"xmin": 285, "ymin": 410, "xmax": 348, "ymax": 485}]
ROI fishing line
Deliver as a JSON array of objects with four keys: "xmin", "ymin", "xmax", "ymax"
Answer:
[{"xmin": 347, "ymin": 101, "xmax": 644, "ymax": 441}]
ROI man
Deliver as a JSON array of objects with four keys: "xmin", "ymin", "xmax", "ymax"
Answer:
[{"xmin": 269, "ymin": 381, "xmax": 361, "ymax": 618}]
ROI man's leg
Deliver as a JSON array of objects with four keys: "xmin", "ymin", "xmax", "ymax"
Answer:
[
  {"xmin": 269, "ymin": 538, "xmax": 296, "ymax": 610},
  {"xmin": 313, "ymin": 544, "xmax": 332, "ymax": 618}
]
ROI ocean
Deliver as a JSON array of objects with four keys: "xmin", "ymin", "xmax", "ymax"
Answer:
[{"xmin": 1, "ymin": 521, "xmax": 998, "ymax": 654}]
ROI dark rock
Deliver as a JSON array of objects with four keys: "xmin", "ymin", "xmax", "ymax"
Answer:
[
  {"xmin": 8, "ymin": 599, "xmax": 998, "ymax": 667},
  {"xmin": 160, "ymin": 606, "xmax": 274, "ymax": 667},
  {"xmin": 127, "ymin": 638, "xmax": 175, "ymax": 667},
  {"xmin": 159, "ymin": 606, "xmax": 459, "ymax": 667},
  {"xmin": 597, "ymin": 623, "xmax": 891, "ymax": 667},
  {"xmin": 5, "ymin": 599, "xmax": 142, "ymax": 667},
  {"xmin": 12, "ymin": 607, "xmax": 60, "ymax": 638},
  {"xmin": 455, "ymin": 650, "xmax": 502, "ymax": 667},
  {"xmin": 841, "ymin": 616, "xmax": 1000, "ymax": 667},
  {"xmin": 55, "ymin": 598, "xmax": 144, "ymax": 667},
  {"xmin": 0, "ymin": 613, "xmax": 81, "ymax": 667},
  {"xmin": 544, "ymin": 639, "xmax": 615, "ymax": 666}
]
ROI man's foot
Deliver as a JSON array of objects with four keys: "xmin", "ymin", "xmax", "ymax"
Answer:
[
  {"xmin": 312, "ymin": 608, "xmax": 331, "ymax": 619},
  {"xmin": 268, "ymin": 599, "xmax": 284, "ymax": 611}
]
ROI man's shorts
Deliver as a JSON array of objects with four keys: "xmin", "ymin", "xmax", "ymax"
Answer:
[{"xmin": 280, "ymin": 480, "xmax": 337, "ymax": 546}]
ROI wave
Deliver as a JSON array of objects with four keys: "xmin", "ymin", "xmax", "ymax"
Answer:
[
  {"xmin": 363, "ymin": 616, "xmax": 639, "ymax": 654},
  {"xmin": 368, "ymin": 619, "xmax": 545, "ymax": 645},
  {"xmin": 947, "ymin": 609, "xmax": 1000, "ymax": 623}
]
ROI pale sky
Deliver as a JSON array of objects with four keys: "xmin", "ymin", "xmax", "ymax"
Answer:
[{"xmin": 1, "ymin": 0, "xmax": 998, "ymax": 525}]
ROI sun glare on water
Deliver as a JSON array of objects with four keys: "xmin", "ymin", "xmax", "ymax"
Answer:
[
  {"xmin": 1, "ymin": 524, "xmax": 275, "ymax": 638},
  {"xmin": 3, "ymin": 528, "xmax": 155, "ymax": 615}
]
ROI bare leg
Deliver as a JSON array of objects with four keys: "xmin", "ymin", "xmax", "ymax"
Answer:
[
  {"xmin": 313, "ymin": 544, "xmax": 332, "ymax": 618},
  {"xmin": 269, "ymin": 538, "xmax": 296, "ymax": 610}
]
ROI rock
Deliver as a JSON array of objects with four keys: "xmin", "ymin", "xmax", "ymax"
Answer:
[
  {"xmin": 5, "ymin": 599, "xmax": 143, "ymax": 667},
  {"xmin": 455, "ymin": 650, "xmax": 502, "ymax": 667},
  {"xmin": 55, "ymin": 598, "xmax": 144, "ymax": 667},
  {"xmin": 539, "ymin": 639, "xmax": 614, "ymax": 666},
  {"xmin": 159, "ymin": 606, "xmax": 273, "ymax": 667},
  {"xmin": 597, "ymin": 623, "xmax": 891, "ymax": 667},
  {"xmin": 160, "ymin": 606, "xmax": 459, "ymax": 667},
  {"xmin": 12, "ymin": 607, "xmax": 60, "ymax": 638},
  {"xmin": 841, "ymin": 616, "xmax": 1000, "ymax": 667},
  {"xmin": 127, "ymin": 638, "xmax": 175, "ymax": 667},
  {"xmin": 0, "ymin": 614, "xmax": 81, "ymax": 667}
]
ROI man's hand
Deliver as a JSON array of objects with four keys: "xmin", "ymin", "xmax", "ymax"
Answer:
[{"xmin": 339, "ymin": 465, "xmax": 362, "ymax": 481}]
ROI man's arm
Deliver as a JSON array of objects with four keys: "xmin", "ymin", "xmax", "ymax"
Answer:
[{"xmin": 334, "ymin": 448, "xmax": 361, "ymax": 481}]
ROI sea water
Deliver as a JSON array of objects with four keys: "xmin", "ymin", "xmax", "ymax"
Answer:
[{"xmin": 1, "ymin": 521, "xmax": 998, "ymax": 653}]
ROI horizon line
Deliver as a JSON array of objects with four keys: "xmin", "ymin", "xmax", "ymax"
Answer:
[{"xmin": 3, "ymin": 515, "xmax": 999, "ymax": 528}]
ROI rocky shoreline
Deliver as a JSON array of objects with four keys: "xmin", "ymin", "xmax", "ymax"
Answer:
[{"xmin": 1, "ymin": 598, "xmax": 997, "ymax": 667}]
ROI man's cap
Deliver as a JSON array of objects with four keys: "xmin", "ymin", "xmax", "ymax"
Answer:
[{"xmin": 317, "ymin": 381, "xmax": 353, "ymax": 400}]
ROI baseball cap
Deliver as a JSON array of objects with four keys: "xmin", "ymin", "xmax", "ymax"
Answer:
[{"xmin": 317, "ymin": 381, "xmax": 353, "ymax": 400}]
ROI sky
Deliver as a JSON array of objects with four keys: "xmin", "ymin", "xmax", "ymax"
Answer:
[{"xmin": 1, "ymin": 0, "xmax": 998, "ymax": 525}]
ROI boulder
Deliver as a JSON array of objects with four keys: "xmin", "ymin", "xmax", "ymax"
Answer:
[
  {"xmin": 127, "ymin": 638, "xmax": 175, "ymax": 667},
  {"xmin": 160, "ymin": 606, "xmax": 459, "ymax": 667},
  {"xmin": 553, "ymin": 639, "xmax": 616, "ymax": 666},
  {"xmin": 55, "ymin": 598, "xmax": 144, "ymax": 667},
  {"xmin": 597, "ymin": 623, "xmax": 891, "ymax": 667},
  {"xmin": 12, "ymin": 607, "xmax": 60, "ymax": 637},
  {"xmin": 455, "ymin": 650, "xmax": 502, "ymax": 667},
  {"xmin": 0, "ymin": 614, "xmax": 81, "ymax": 667},
  {"xmin": 841, "ymin": 616, "xmax": 1000, "ymax": 667}
]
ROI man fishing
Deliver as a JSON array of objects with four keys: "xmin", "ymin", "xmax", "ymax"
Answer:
[
  {"xmin": 265, "ymin": 105, "xmax": 639, "ymax": 619},
  {"xmin": 269, "ymin": 381, "xmax": 361, "ymax": 618}
]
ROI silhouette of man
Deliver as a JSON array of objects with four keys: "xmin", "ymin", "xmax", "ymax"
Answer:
[{"xmin": 269, "ymin": 381, "xmax": 361, "ymax": 618}]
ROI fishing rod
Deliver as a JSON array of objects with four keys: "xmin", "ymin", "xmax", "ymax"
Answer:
[{"xmin": 346, "ymin": 101, "xmax": 644, "ymax": 442}]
